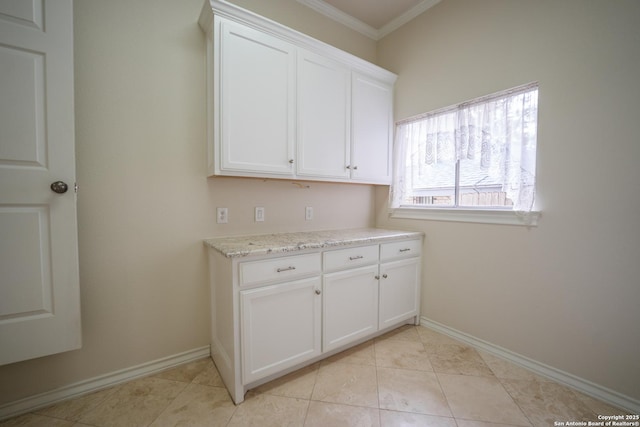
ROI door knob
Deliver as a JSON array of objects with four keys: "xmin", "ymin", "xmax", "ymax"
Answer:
[{"xmin": 50, "ymin": 181, "xmax": 68, "ymax": 194}]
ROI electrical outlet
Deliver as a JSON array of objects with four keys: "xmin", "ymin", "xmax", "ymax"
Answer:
[
  {"xmin": 305, "ymin": 206, "xmax": 313, "ymax": 221},
  {"xmin": 216, "ymin": 207, "xmax": 228, "ymax": 224},
  {"xmin": 255, "ymin": 207, "xmax": 265, "ymax": 222}
]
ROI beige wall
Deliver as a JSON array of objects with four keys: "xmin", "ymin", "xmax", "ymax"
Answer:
[
  {"xmin": 376, "ymin": 0, "xmax": 640, "ymax": 401},
  {"xmin": 0, "ymin": 0, "xmax": 375, "ymax": 405},
  {"xmin": 3, "ymin": 0, "xmax": 638, "ymax": 409},
  {"xmin": 208, "ymin": 177, "xmax": 375, "ymax": 237}
]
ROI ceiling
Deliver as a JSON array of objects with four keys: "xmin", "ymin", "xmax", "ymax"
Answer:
[{"xmin": 296, "ymin": 0, "xmax": 441, "ymax": 40}]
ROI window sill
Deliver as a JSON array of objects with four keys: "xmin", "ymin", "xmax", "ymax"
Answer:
[{"xmin": 389, "ymin": 207, "xmax": 540, "ymax": 226}]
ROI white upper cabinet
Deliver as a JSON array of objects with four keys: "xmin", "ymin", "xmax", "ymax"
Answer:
[
  {"xmin": 200, "ymin": 3, "xmax": 397, "ymax": 184},
  {"xmin": 297, "ymin": 50, "xmax": 351, "ymax": 179},
  {"xmin": 351, "ymin": 73, "xmax": 394, "ymax": 184},
  {"xmin": 217, "ymin": 19, "xmax": 295, "ymax": 176}
]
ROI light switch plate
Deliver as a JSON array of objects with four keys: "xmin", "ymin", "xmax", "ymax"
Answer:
[{"xmin": 305, "ymin": 206, "xmax": 313, "ymax": 221}]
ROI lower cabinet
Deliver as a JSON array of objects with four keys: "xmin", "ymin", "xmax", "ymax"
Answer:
[
  {"xmin": 207, "ymin": 235, "xmax": 422, "ymax": 404},
  {"xmin": 240, "ymin": 276, "xmax": 322, "ymax": 384},
  {"xmin": 323, "ymin": 264, "xmax": 379, "ymax": 352},
  {"xmin": 379, "ymin": 257, "xmax": 421, "ymax": 330}
]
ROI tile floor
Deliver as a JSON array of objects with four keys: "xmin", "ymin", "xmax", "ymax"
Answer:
[{"xmin": 1, "ymin": 325, "xmax": 627, "ymax": 427}]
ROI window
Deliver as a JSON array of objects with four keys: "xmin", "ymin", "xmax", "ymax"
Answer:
[{"xmin": 390, "ymin": 83, "xmax": 539, "ymax": 223}]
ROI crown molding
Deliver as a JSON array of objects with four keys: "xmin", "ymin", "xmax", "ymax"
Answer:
[
  {"xmin": 199, "ymin": 0, "xmax": 397, "ymax": 83},
  {"xmin": 378, "ymin": 0, "xmax": 441, "ymax": 39},
  {"xmin": 297, "ymin": 0, "xmax": 441, "ymax": 40},
  {"xmin": 296, "ymin": 0, "xmax": 378, "ymax": 39}
]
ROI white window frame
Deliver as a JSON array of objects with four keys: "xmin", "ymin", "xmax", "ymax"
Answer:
[
  {"xmin": 389, "ymin": 83, "xmax": 540, "ymax": 227},
  {"xmin": 389, "ymin": 206, "xmax": 540, "ymax": 226}
]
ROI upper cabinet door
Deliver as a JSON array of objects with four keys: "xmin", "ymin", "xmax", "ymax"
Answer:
[
  {"xmin": 351, "ymin": 73, "xmax": 394, "ymax": 184},
  {"xmin": 296, "ymin": 50, "xmax": 350, "ymax": 179},
  {"xmin": 217, "ymin": 18, "xmax": 295, "ymax": 175},
  {"xmin": 203, "ymin": 11, "xmax": 396, "ymax": 183}
]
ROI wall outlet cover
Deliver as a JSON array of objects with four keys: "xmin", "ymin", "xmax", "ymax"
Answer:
[
  {"xmin": 255, "ymin": 207, "xmax": 265, "ymax": 222},
  {"xmin": 217, "ymin": 207, "xmax": 228, "ymax": 224}
]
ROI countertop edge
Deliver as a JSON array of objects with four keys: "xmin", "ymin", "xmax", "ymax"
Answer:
[{"xmin": 203, "ymin": 229, "xmax": 424, "ymax": 258}]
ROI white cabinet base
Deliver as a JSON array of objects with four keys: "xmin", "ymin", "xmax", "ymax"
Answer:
[
  {"xmin": 323, "ymin": 265, "xmax": 379, "ymax": 352},
  {"xmin": 220, "ymin": 316, "xmax": 419, "ymax": 403},
  {"xmin": 379, "ymin": 258, "xmax": 421, "ymax": 329},
  {"xmin": 241, "ymin": 277, "xmax": 322, "ymax": 383},
  {"xmin": 207, "ymin": 234, "xmax": 422, "ymax": 404}
]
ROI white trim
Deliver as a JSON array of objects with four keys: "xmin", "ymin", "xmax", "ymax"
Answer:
[
  {"xmin": 396, "ymin": 81, "xmax": 539, "ymax": 126},
  {"xmin": 296, "ymin": 0, "xmax": 441, "ymax": 41},
  {"xmin": 199, "ymin": 0, "xmax": 397, "ymax": 83},
  {"xmin": 378, "ymin": 0, "xmax": 441, "ymax": 39},
  {"xmin": 421, "ymin": 317, "xmax": 640, "ymax": 414},
  {"xmin": 0, "ymin": 346, "xmax": 211, "ymax": 421},
  {"xmin": 295, "ymin": 0, "xmax": 378, "ymax": 40},
  {"xmin": 390, "ymin": 207, "xmax": 540, "ymax": 226}
]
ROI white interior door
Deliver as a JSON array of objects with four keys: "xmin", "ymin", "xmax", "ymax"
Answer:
[{"xmin": 0, "ymin": 0, "xmax": 81, "ymax": 365}]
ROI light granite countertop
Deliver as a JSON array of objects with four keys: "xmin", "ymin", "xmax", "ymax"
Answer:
[{"xmin": 204, "ymin": 228, "xmax": 423, "ymax": 258}]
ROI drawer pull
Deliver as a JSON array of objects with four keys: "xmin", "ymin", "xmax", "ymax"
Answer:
[
  {"xmin": 349, "ymin": 255, "xmax": 364, "ymax": 261},
  {"xmin": 276, "ymin": 266, "xmax": 296, "ymax": 273},
  {"xmin": 399, "ymin": 248, "xmax": 411, "ymax": 252}
]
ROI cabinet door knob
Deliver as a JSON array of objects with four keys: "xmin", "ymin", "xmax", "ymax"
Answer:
[
  {"xmin": 375, "ymin": 275, "xmax": 380, "ymax": 280},
  {"xmin": 315, "ymin": 289, "xmax": 321, "ymax": 295},
  {"xmin": 382, "ymin": 274, "xmax": 388, "ymax": 279},
  {"xmin": 289, "ymin": 159, "xmax": 294, "ymax": 164}
]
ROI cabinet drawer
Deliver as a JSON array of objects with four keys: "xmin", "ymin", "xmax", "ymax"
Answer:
[
  {"xmin": 239, "ymin": 253, "xmax": 321, "ymax": 287},
  {"xmin": 323, "ymin": 245, "xmax": 379, "ymax": 272},
  {"xmin": 380, "ymin": 239, "xmax": 421, "ymax": 261}
]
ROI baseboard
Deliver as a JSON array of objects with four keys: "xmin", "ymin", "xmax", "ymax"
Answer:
[
  {"xmin": 420, "ymin": 317, "xmax": 640, "ymax": 414},
  {"xmin": 0, "ymin": 346, "xmax": 211, "ymax": 421}
]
